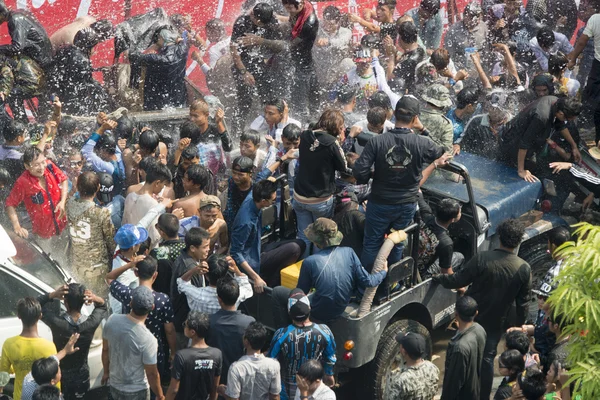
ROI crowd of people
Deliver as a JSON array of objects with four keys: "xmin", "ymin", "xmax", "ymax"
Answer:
[{"xmin": 0, "ymin": 0, "xmax": 598, "ymax": 398}]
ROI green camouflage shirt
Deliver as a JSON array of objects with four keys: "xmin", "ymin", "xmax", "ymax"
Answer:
[{"xmin": 420, "ymin": 107, "xmax": 454, "ymax": 153}]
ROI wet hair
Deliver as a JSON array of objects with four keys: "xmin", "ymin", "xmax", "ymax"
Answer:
[
  {"xmin": 505, "ymin": 330, "xmax": 530, "ymax": 355},
  {"xmin": 421, "ymin": 0, "xmax": 441, "ymax": 14},
  {"xmin": 499, "ymin": 349, "xmax": 525, "ymax": 381},
  {"xmin": 180, "ymin": 119, "xmax": 202, "ymax": 144},
  {"xmin": 190, "ymin": 98, "xmax": 209, "ymax": 115},
  {"xmin": 185, "ymin": 164, "xmax": 209, "ymax": 189},
  {"xmin": 232, "ymin": 156, "xmax": 255, "ymax": 172},
  {"xmin": 369, "ymin": 91, "xmax": 392, "ymax": 110},
  {"xmin": 90, "ymin": 19, "xmax": 114, "ymax": 40},
  {"xmin": 315, "ymin": 109, "xmax": 345, "ymax": 137},
  {"xmin": 139, "ymin": 156, "xmax": 158, "ymax": 174},
  {"xmin": 497, "ymin": 219, "xmax": 525, "ymax": 249},
  {"xmin": 32, "ymin": 384, "xmax": 61, "ymax": 400},
  {"xmin": 17, "ymin": 297, "xmax": 42, "ymax": 327},
  {"xmin": 282, "ymin": 124, "xmax": 301, "ymax": 141},
  {"xmin": 436, "ymin": 198, "xmax": 461, "ymax": 223},
  {"xmin": 397, "ymin": 21, "xmax": 418, "ymax": 44},
  {"xmin": 377, "ymin": 0, "xmax": 396, "ymax": 11},
  {"xmin": 517, "ymin": 367, "xmax": 547, "ymax": 400},
  {"xmin": 241, "ymin": 130, "xmax": 261, "ymax": 146},
  {"xmin": 253, "ymin": 2, "xmax": 275, "ymax": 24},
  {"xmin": 456, "ymin": 296, "xmax": 478, "ymax": 322},
  {"xmin": 537, "ymin": 27, "xmax": 556, "ymax": 49},
  {"xmin": 297, "ymin": 359, "xmax": 325, "ymax": 383},
  {"xmin": 185, "ymin": 311, "xmax": 210, "ymax": 338},
  {"xmin": 367, "ymin": 107, "xmax": 387, "ymax": 127},
  {"xmin": 32, "ymin": 357, "xmax": 60, "ymax": 385},
  {"xmin": 0, "ymin": 166, "xmax": 9, "ymax": 186},
  {"xmin": 145, "ymin": 162, "xmax": 172, "ymax": 184},
  {"xmin": 95, "ymin": 134, "xmax": 116, "ymax": 155},
  {"xmin": 73, "ymin": 28, "xmax": 100, "ymax": 51},
  {"xmin": 138, "ymin": 237, "xmax": 152, "ymax": 255},
  {"xmin": 64, "ymin": 283, "xmax": 86, "ymax": 312},
  {"xmin": 206, "ymin": 254, "xmax": 229, "ymax": 285},
  {"xmin": 264, "ymin": 98, "xmax": 285, "ymax": 113},
  {"xmin": 136, "ymin": 256, "xmax": 158, "ymax": 280},
  {"xmin": 556, "ymin": 97, "xmax": 582, "ymax": 119},
  {"xmin": 115, "ymin": 115, "xmax": 135, "ymax": 140},
  {"xmin": 205, "ymin": 18, "xmax": 225, "ymax": 37},
  {"xmin": 531, "ymin": 73, "xmax": 555, "ymax": 94},
  {"xmin": 548, "ymin": 52, "xmax": 568, "ymax": 78},
  {"xmin": 185, "ymin": 227, "xmax": 210, "ymax": 251},
  {"xmin": 181, "ymin": 145, "xmax": 199, "ymax": 160},
  {"xmin": 337, "ymin": 85, "xmax": 357, "ymax": 105},
  {"xmin": 361, "ymin": 33, "xmax": 380, "ymax": 49},
  {"xmin": 139, "ymin": 130, "xmax": 160, "ymax": 154},
  {"xmin": 548, "ymin": 226, "xmax": 570, "ymax": 248},
  {"xmin": 58, "ymin": 117, "xmax": 77, "ymax": 137},
  {"xmin": 23, "ymin": 147, "xmax": 43, "ymax": 166},
  {"xmin": 394, "ymin": 103, "xmax": 417, "ymax": 124},
  {"xmin": 77, "ymin": 171, "xmax": 100, "ymax": 197},
  {"xmin": 323, "ymin": 5, "xmax": 342, "ymax": 21},
  {"xmin": 244, "ymin": 321, "xmax": 269, "ymax": 350},
  {"xmin": 456, "ymin": 87, "xmax": 480, "ymax": 109},
  {"xmin": 252, "ymin": 179, "xmax": 278, "ymax": 202},
  {"xmin": 217, "ymin": 276, "xmax": 240, "ymax": 306},
  {"xmin": 430, "ymin": 48, "xmax": 450, "ymax": 71},
  {"xmin": 157, "ymin": 213, "xmax": 180, "ymax": 238}
]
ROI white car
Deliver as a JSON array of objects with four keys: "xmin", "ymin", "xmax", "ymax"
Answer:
[{"xmin": 0, "ymin": 225, "xmax": 104, "ymax": 393}]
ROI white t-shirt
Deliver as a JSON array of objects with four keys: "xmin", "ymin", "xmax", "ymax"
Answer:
[
  {"xmin": 122, "ymin": 192, "xmax": 160, "ymax": 246},
  {"xmin": 584, "ymin": 13, "xmax": 600, "ymax": 62},
  {"xmin": 109, "ymin": 255, "xmax": 139, "ymax": 314}
]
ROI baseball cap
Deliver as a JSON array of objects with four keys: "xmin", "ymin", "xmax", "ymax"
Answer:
[
  {"xmin": 395, "ymin": 95, "xmax": 421, "ymax": 118},
  {"xmin": 288, "ymin": 288, "xmax": 311, "ymax": 321},
  {"xmin": 96, "ymin": 172, "xmax": 114, "ymax": 204},
  {"xmin": 354, "ymin": 48, "xmax": 372, "ymax": 63},
  {"xmin": 131, "ymin": 286, "xmax": 155, "ymax": 315},
  {"xmin": 114, "ymin": 224, "xmax": 148, "ymax": 249},
  {"xmin": 200, "ymin": 195, "xmax": 221, "ymax": 209},
  {"xmin": 395, "ymin": 332, "xmax": 427, "ymax": 359}
]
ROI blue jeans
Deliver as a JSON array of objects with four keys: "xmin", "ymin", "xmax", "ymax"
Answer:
[
  {"xmin": 292, "ymin": 197, "xmax": 334, "ymax": 258},
  {"xmin": 361, "ymin": 201, "xmax": 417, "ymax": 271}
]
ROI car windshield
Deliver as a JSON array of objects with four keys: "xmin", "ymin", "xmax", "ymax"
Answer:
[{"xmin": 6, "ymin": 230, "xmax": 67, "ymax": 289}]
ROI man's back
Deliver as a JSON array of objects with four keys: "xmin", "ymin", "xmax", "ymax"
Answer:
[
  {"xmin": 103, "ymin": 314, "xmax": 157, "ymax": 392},
  {"xmin": 226, "ymin": 354, "xmax": 281, "ymax": 400},
  {"xmin": 387, "ymin": 360, "xmax": 439, "ymax": 400},
  {"xmin": 172, "ymin": 346, "xmax": 222, "ymax": 400},
  {"xmin": 207, "ymin": 310, "xmax": 255, "ymax": 384},
  {"xmin": 0, "ymin": 336, "xmax": 57, "ymax": 400},
  {"xmin": 441, "ymin": 323, "xmax": 487, "ymax": 400}
]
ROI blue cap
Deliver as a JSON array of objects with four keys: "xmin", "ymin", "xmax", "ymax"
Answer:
[{"xmin": 114, "ymin": 224, "xmax": 148, "ymax": 249}]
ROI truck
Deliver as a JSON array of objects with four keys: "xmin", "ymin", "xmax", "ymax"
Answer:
[{"xmin": 244, "ymin": 151, "xmax": 566, "ymax": 400}]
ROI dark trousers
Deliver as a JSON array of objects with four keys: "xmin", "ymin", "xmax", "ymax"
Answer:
[
  {"xmin": 61, "ymin": 366, "xmax": 90, "ymax": 400},
  {"xmin": 260, "ymin": 239, "xmax": 305, "ymax": 287},
  {"xmin": 480, "ymin": 328, "xmax": 503, "ymax": 400},
  {"xmin": 290, "ymin": 66, "xmax": 319, "ymax": 122},
  {"xmin": 232, "ymin": 69, "xmax": 275, "ymax": 136},
  {"xmin": 583, "ymin": 59, "xmax": 600, "ymax": 144}
]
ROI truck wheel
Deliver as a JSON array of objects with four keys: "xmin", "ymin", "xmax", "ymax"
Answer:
[
  {"xmin": 369, "ymin": 319, "xmax": 432, "ymax": 400},
  {"xmin": 519, "ymin": 239, "xmax": 554, "ymax": 320}
]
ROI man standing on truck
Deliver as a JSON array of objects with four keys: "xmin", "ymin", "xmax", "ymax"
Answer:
[
  {"xmin": 268, "ymin": 289, "xmax": 336, "ymax": 400},
  {"xmin": 433, "ymin": 218, "xmax": 531, "ymax": 400},
  {"xmin": 353, "ymin": 95, "xmax": 446, "ymax": 270}
]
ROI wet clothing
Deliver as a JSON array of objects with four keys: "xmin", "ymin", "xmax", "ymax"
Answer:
[
  {"xmin": 171, "ymin": 252, "xmax": 206, "ymax": 333},
  {"xmin": 0, "ymin": 144, "xmax": 24, "ymax": 187},
  {"xmin": 444, "ymin": 20, "xmax": 488, "ymax": 69},
  {"xmin": 386, "ymin": 360, "xmax": 440, "ymax": 400},
  {"xmin": 420, "ymin": 107, "xmax": 454, "ymax": 152},
  {"xmin": 407, "ymin": 8, "xmax": 443, "ymax": 49},
  {"xmin": 67, "ymin": 198, "xmax": 115, "ymax": 297},
  {"xmin": 297, "ymin": 246, "xmax": 386, "ymax": 322},
  {"xmin": 226, "ymin": 354, "xmax": 281, "ymax": 400},
  {"xmin": 81, "ymin": 132, "xmax": 126, "ymax": 195},
  {"xmin": 194, "ymin": 124, "xmax": 232, "ymax": 177},
  {"xmin": 389, "ymin": 47, "xmax": 427, "ymax": 94},
  {"xmin": 129, "ymin": 41, "xmax": 190, "ymax": 111},
  {"xmin": 5, "ymin": 160, "xmax": 67, "ymax": 238},
  {"xmin": 150, "ymin": 239, "xmax": 186, "ymax": 296},
  {"xmin": 441, "ymin": 323, "xmax": 487, "ymax": 400},
  {"xmin": 0, "ymin": 11, "xmax": 52, "ymax": 69},
  {"xmin": 417, "ymin": 194, "xmax": 454, "ymax": 272},
  {"xmin": 460, "ymin": 114, "xmax": 501, "ymax": 159},
  {"xmin": 268, "ymin": 323, "xmax": 336, "ymax": 400}
]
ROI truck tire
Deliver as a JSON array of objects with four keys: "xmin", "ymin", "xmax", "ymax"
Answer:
[
  {"xmin": 519, "ymin": 239, "xmax": 554, "ymax": 321},
  {"xmin": 368, "ymin": 319, "xmax": 432, "ymax": 400}
]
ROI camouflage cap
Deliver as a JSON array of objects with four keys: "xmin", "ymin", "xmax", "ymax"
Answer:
[
  {"xmin": 304, "ymin": 218, "xmax": 344, "ymax": 248},
  {"xmin": 421, "ymin": 83, "xmax": 453, "ymax": 108}
]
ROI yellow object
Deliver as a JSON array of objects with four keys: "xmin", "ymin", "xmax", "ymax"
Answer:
[{"xmin": 281, "ymin": 260, "xmax": 303, "ymax": 289}]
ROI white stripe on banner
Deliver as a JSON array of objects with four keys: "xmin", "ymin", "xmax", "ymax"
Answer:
[
  {"xmin": 186, "ymin": 60, "xmax": 198, "ymax": 76},
  {"xmin": 77, "ymin": 0, "xmax": 93, "ymax": 17},
  {"xmin": 215, "ymin": 0, "xmax": 225, "ymax": 18}
]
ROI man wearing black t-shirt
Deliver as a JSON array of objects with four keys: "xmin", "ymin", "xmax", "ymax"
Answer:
[
  {"xmin": 230, "ymin": 3, "xmax": 282, "ymax": 135},
  {"xmin": 166, "ymin": 312, "xmax": 222, "ymax": 400},
  {"xmin": 417, "ymin": 194, "xmax": 464, "ymax": 276}
]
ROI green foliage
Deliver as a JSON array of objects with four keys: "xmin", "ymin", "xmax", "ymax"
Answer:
[{"xmin": 547, "ymin": 223, "xmax": 600, "ymax": 398}]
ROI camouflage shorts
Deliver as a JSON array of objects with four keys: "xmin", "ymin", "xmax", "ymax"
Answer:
[{"xmin": 79, "ymin": 267, "xmax": 109, "ymax": 299}]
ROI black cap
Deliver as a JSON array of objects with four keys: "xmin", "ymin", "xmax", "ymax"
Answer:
[
  {"xmin": 395, "ymin": 95, "xmax": 421, "ymax": 118},
  {"xmin": 395, "ymin": 332, "xmax": 427, "ymax": 359},
  {"xmin": 96, "ymin": 172, "xmax": 114, "ymax": 203}
]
